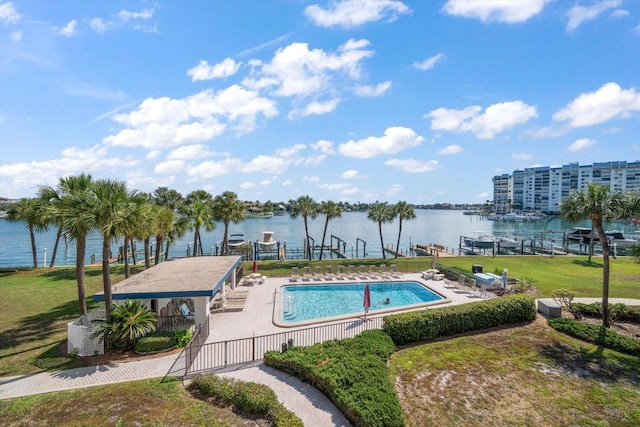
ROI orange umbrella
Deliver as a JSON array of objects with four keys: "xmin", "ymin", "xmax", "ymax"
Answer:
[
  {"xmin": 363, "ymin": 284, "xmax": 371, "ymax": 320},
  {"xmin": 252, "ymin": 260, "xmax": 258, "ymax": 273}
]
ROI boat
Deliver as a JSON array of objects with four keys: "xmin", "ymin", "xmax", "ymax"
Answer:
[
  {"xmin": 227, "ymin": 233, "xmax": 247, "ymax": 249},
  {"xmin": 463, "ymin": 232, "xmax": 495, "ymax": 249},
  {"xmin": 496, "ymin": 237, "xmax": 519, "ymax": 249},
  {"xmin": 605, "ymin": 230, "xmax": 637, "ymax": 250},
  {"xmin": 246, "ymin": 209, "xmax": 274, "ymax": 218},
  {"xmin": 567, "ymin": 227, "xmax": 598, "ymax": 245},
  {"xmin": 257, "ymin": 231, "xmax": 278, "ymax": 251},
  {"xmin": 273, "ymin": 205, "xmax": 287, "ymax": 216}
]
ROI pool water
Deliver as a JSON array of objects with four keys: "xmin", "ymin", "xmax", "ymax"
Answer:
[{"xmin": 280, "ymin": 281, "xmax": 443, "ymax": 323}]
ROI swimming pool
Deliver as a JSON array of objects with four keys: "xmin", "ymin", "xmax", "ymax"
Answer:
[{"xmin": 274, "ymin": 281, "xmax": 448, "ymax": 327}]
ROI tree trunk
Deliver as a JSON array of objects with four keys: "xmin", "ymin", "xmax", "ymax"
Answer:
[
  {"xmin": 303, "ymin": 218, "xmax": 312, "ymax": 260},
  {"xmin": 124, "ymin": 237, "xmax": 131, "ymax": 278},
  {"xmin": 76, "ymin": 236, "xmax": 88, "ymax": 316},
  {"xmin": 395, "ymin": 219, "xmax": 403, "ymax": 259},
  {"xmin": 102, "ymin": 236, "xmax": 113, "ymax": 323},
  {"xmin": 378, "ymin": 221, "xmax": 386, "ymax": 259},
  {"xmin": 319, "ymin": 218, "xmax": 329, "ymax": 261},
  {"xmin": 154, "ymin": 235, "xmax": 163, "ymax": 265},
  {"xmin": 165, "ymin": 241, "xmax": 172, "ymax": 260},
  {"xmin": 29, "ymin": 225, "xmax": 38, "ymax": 268},
  {"xmin": 222, "ymin": 221, "xmax": 230, "ymax": 256},
  {"xmin": 193, "ymin": 228, "xmax": 199, "ymax": 256},
  {"xmin": 594, "ymin": 219, "xmax": 610, "ymax": 328},
  {"xmin": 144, "ymin": 237, "xmax": 151, "ymax": 268},
  {"xmin": 50, "ymin": 227, "xmax": 63, "ymax": 267},
  {"xmin": 130, "ymin": 240, "xmax": 137, "ymax": 264}
]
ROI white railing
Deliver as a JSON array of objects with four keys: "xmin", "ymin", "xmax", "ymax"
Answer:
[{"xmin": 67, "ymin": 306, "xmax": 106, "ymax": 356}]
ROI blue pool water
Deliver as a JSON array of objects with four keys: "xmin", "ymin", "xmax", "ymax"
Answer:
[{"xmin": 280, "ymin": 281, "xmax": 444, "ymax": 323}]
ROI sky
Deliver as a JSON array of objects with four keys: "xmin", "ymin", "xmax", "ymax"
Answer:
[{"xmin": 1, "ymin": 0, "xmax": 639, "ymax": 204}]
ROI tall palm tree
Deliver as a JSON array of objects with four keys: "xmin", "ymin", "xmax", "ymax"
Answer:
[
  {"xmin": 393, "ymin": 201, "xmax": 416, "ymax": 259},
  {"xmin": 6, "ymin": 198, "xmax": 45, "ymax": 268},
  {"xmin": 41, "ymin": 173, "xmax": 95, "ymax": 316},
  {"xmin": 36, "ymin": 186, "xmax": 67, "ymax": 268},
  {"xmin": 121, "ymin": 194, "xmax": 154, "ymax": 277},
  {"xmin": 153, "ymin": 187, "xmax": 184, "ymax": 261},
  {"xmin": 212, "ymin": 191, "xmax": 246, "ymax": 255},
  {"xmin": 151, "ymin": 205, "xmax": 175, "ymax": 264},
  {"xmin": 289, "ymin": 195, "xmax": 318, "ymax": 260},
  {"xmin": 368, "ymin": 202, "xmax": 395, "ymax": 260},
  {"xmin": 181, "ymin": 190, "xmax": 215, "ymax": 256},
  {"xmin": 91, "ymin": 178, "xmax": 138, "ymax": 321},
  {"xmin": 561, "ymin": 183, "xmax": 632, "ymax": 327},
  {"xmin": 318, "ymin": 200, "xmax": 342, "ymax": 260}
]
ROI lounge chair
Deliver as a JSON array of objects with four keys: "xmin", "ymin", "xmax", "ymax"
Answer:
[
  {"xmin": 379, "ymin": 264, "xmax": 390, "ymax": 278},
  {"xmin": 290, "ymin": 267, "xmax": 300, "ymax": 282},
  {"xmin": 325, "ymin": 265, "xmax": 335, "ymax": 280},
  {"xmin": 180, "ymin": 303, "xmax": 195, "ymax": 321},
  {"xmin": 347, "ymin": 265, "xmax": 357, "ymax": 280},
  {"xmin": 313, "ymin": 266, "xmax": 323, "ymax": 281},
  {"xmin": 390, "ymin": 264, "xmax": 402, "ymax": 278},
  {"xmin": 303, "ymin": 266, "xmax": 313, "ymax": 281},
  {"xmin": 368, "ymin": 265, "xmax": 379, "ymax": 279},
  {"xmin": 358, "ymin": 265, "xmax": 369, "ymax": 279},
  {"xmin": 336, "ymin": 265, "xmax": 346, "ymax": 280}
]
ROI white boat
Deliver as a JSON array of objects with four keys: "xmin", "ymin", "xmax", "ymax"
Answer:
[
  {"xmin": 496, "ymin": 237, "xmax": 519, "ymax": 249},
  {"xmin": 605, "ymin": 230, "xmax": 637, "ymax": 250},
  {"xmin": 257, "ymin": 231, "xmax": 277, "ymax": 251},
  {"xmin": 463, "ymin": 232, "xmax": 495, "ymax": 249},
  {"xmin": 227, "ymin": 233, "xmax": 247, "ymax": 249},
  {"xmin": 567, "ymin": 227, "xmax": 598, "ymax": 245}
]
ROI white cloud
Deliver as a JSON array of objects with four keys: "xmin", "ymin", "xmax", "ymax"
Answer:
[
  {"xmin": 90, "ymin": 17, "xmax": 111, "ymax": 33},
  {"xmin": 568, "ymin": 138, "xmax": 596, "ymax": 152},
  {"xmin": 319, "ymin": 182, "xmax": 359, "ymax": 195},
  {"xmin": 385, "ymin": 158, "xmax": 438, "ymax": 173},
  {"xmin": 413, "ymin": 53, "xmax": 444, "ymax": 71},
  {"xmin": 55, "ymin": 19, "xmax": 78, "ymax": 37},
  {"xmin": 243, "ymin": 39, "xmax": 374, "ymax": 98},
  {"xmin": 282, "ymin": 179, "xmax": 292, "ymax": 186},
  {"xmin": 290, "ymin": 98, "xmax": 341, "ymax": 119},
  {"xmin": 166, "ymin": 144, "xmax": 217, "ymax": 160},
  {"xmin": 304, "ymin": 176, "xmax": 321, "ymax": 183},
  {"xmin": 118, "ymin": 8, "xmax": 154, "ymax": 21},
  {"xmin": 240, "ymin": 182, "xmax": 257, "ymax": 189},
  {"xmin": 311, "ymin": 140, "xmax": 336, "ymax": 154},
  {"xmin": 10, "ymin": 30, "xmax": 21, "ymax": 41},
  {"xmin": 305, "ymin": 0, "xmax": 410, "ymax": 29},
  {"xmin": 338, "ymin": 126, "xmax": 424, "ymax": 158},
  {"xmin": 305, "ymin": 154, "xmax": 328, "ymax": 165},
  {"xmin": 566, "ymin": 0, "xmax": 621, "ymax": 31},
  {"xmin": 426, "ymin": 101, "xmax": 538, "ymax": 139},
  {"xmin": 553, "ymin": 82, "xmax": 640, "ymax": 127},
  {"xmin": 442, "ymin": 0, "xmax": 549, "ymax": 23},
  {"xmin": 341, "ymin": 169, "xmax": 359, "ymax": 179},
  {"xmin": 104, "ymin": 85, "xmax": 277, "ymax": 149},
  {"xmin": 187, "ymin": 58, "xmax": 241, "ymax": 81},
  {"xmin": 438, "ymin": 144, "xmax": 462, "ymax": 155},
  {"xmin": 276, "ymin": 144, "xmax": 306, "ymax": 158},
  {"xmin": 0, "ymin": 2, "xmax": 21, "ymax": 25},
  {"xmin": 511, "ymin": 151, "xmax": 532, "ymax": 160},
  {"xmin": 155, "ymin": 159, "xmax": 186, "ymax": 174},
  {"xmin": 386, "ymin": 184, "xmax": 402, "ymax": 195},
  {"xmin": 353, "ymin": 81, "xmax": 391, "ymax": 97},
  {"xmin": 635, "ymin": 23, "xmax": 640, "ymax": 35},
  {"xmin": 476, "ymin": 192, "xmax": 489, "ymax": 200}
]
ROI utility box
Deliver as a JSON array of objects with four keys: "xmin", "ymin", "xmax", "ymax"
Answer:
[
  {"xmin": 537, "ymin": 299, "xmax": 562, "ymax": 318},
  {"xmin": 472, "ymin": 264, "xmax": 483, "ymax": 273}
]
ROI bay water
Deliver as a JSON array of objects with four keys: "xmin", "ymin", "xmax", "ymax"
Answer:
[{"xmin": 1, "ymin": 210, "xmax": 636, "ymax": 268}]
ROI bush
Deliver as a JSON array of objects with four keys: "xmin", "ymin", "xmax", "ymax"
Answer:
[
  {"xmin": 135, "ymin": 333, "xmax": 174, "ymax": 354},
  {"xmin": 189, "ymin": 374, "xmax": 303, "ymax": 427},
  {"xmin": 571, "ymin": 302, "xmax": 640, "ymax": 323},
  {"xmin": 548, "ymin": 317, "xmax": 640, "ymax": 357},
  {"xmin": 174, "ymin": 329, "xmax": 194, "ymax": 347},
  {"xmin": 383, "ymin": 293, "xmax": 536, "ymax": 346},
  {"xmin": 264, "ymin": 330, "xmax": 405, "ymax": 427}
]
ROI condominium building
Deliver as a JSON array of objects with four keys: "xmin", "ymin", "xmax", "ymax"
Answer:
[{"xmin": 492, "ymin": 161, "xmax": 640, "ymax": 214}]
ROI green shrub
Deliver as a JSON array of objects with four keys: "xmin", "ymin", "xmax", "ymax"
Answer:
[
  {"xmin": 189, "ymin": 374, "xmax": 303, "ymax": 427},
  {"xmin": 265, "ymin": 330, "xmax": 405, "ymax": 427},
  {"xmin": 383, "ymin": 293, "xmax": 536, "ymax": 345},
  {"xmin": 571, "ymin": 302, "xmax": 640, "ymax": 323},
  {"xmin": 174, "ymin": 329, "xmax": 194, "ymax": 347},
  {"xmin": 548, "ymin": 317, "xmax": 640, "ymax": 357},
  {"xmin": 135, "ymin": 333, "xmax": 174, "ymax": 354}
]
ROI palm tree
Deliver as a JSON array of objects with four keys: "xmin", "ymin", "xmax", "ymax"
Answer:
[
  {"xmin": 6, "ymin": 198, "xmax": 45, "ymax": 268},
  {"xmin": 393, "ymin": 201, "xmax": 416, "ymax": 258},
  {"xmin": 151, "ymin": 205, "xmax": 175, "ymax": 264},
  {"xmin": 153, "ymin": 187, "xmax": 184, "ymax": 261},
  {"xmin": 121, "ymin": 194, "xmax": 154, "ymax": 277},
  {"xmin": 212, "ymin": 191, "xmax": 246, "ymax": 255},
  {"xmin": 368, "ymin": 202, "xmax": 395, "ymax": 259},
  {"xmin": 289, "ymin": 195, "xmax": 318, "ymax": 260},
  {"xmin": 40, "ymin": 173, "xmax": 95, "ymax": 316},
  {"xmin": 561, "ymin": 183, "xmax": 633, "ymax": 327},
  {"xmin": 181, "ymin": 190, "xmax": 215, "ymax": 256},
  {"xmin": 36, "ymin": 186, "xmax": 67, "ymax": 268},
  {"xmin": 318, "ymin": 200, "xmax": 342, "ymax": 260},
  {"xmin": 92, "ymin": 300, "xmax": 157, "ymax": 350}
]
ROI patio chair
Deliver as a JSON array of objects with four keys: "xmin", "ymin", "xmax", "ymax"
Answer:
[
  {"xmin": 390, "ymin": 264, "xmax": 403, "ymax": 278},
  {"xmin": 325, "ymin": 265, "xmax": 335, "ymax": 280},
  {"xmin": 358, "ymin": 265, "xmax": 370, "ymax": 279},
  {"xmin": 336, "ymin": 265, "xmax": 346, "ymax": 280},
  {"xmin": 379, "ymin": 264, "xmax": 390, "ymax": 278},
  {"xmin": 368, "ymin": 265, "xmax": 380, "ymax": 279},
  {"xmin": 290, "ymin": 267, "xmax": 300, "ymax": 282},
  {"xmin": 313, "ymin": 266, "xmax": 323, "ymax": 281},
  {"xmin": 180, "ymin": 303, "xmax": 195, "ymax": 321}
]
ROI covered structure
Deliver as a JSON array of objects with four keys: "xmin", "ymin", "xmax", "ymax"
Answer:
[{"xmin": 93, "ymin": 256, "xmax": 243, "ymax": 331}]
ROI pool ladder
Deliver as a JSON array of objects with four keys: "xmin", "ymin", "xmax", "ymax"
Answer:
[{"xmin": 280, "ymin": 294, "xmax": 297, "ymax": 319}]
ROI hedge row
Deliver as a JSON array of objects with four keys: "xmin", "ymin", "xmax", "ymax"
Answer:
[
  {"xmin": 264, "ymin": 329, "xmax": 405, "ymax": 427},
  {"xmin": 135, "ymin": 329, "xmax": 193, "ymax": 354},
  {"xmin": 383, "ymin": 293, "xmax": 536, "ymax": 345},
  {"xmin": 548, "ymin": 318, "xmax": 640, "ymax": 357},
  {"xmin": 571, "ymin": 302, "xmax": 640, "ymax": 322},
  {"xmin": 189, "ymin": 374, "xmax": 303, "ymax": 427}
]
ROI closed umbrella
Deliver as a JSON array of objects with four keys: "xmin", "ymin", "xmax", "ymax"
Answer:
[
  {"xmin": 363, "ymin": 283, "xmax": 371, "ymax": 321},
  {"xmin": 253, "ymin": 260, "xmax": 258, "ymax": 273}
]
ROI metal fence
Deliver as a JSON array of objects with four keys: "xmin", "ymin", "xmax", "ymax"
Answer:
[
  {"xmin": 184, "ymin": 316, "xmax": 384, "ymax": 375},
  {"xmin": 156, "ymin": 316, "xmax": 195, "ymax": 333}
]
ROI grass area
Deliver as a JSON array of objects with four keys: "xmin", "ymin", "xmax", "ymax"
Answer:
[
  {"xmin": 0, "ymin": 265, "xmax": 144, "ymax": 377},
  {"xmin": 246, "ymin": 255, "xmax": 640, "ymax": 299},
  {"xmin": 0, "ymin": 377, "xmax": 249, "ymax": 426},
  {"xmin": 389, "ymin": 319, "xmax": 640, "ymax": 426}
]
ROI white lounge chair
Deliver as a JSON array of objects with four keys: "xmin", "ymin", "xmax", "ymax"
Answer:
[
  {"xmin": 336, "ymin": 265, "xmax": 346, "ymax": 280},
  {"xmin": 390, "ymin": 264, "xmax": 402, "ymax": 278},
  {"xmin": 313, "ymin": 266, "xmax": 323, "ymax": 281},
  {"xmin": 358, "ymin": 265, "xmax": 370, "ymax": 279},
  {"xmin": 303, "ymin": 266, "xmax": 313, "ymax": 281},
  {"xmin": 368, "ymin": 265, "xmax": 379, "ymax": 279},
  {"xmin": 290, "ymin": 267, "xmax": 300, "ymax": 282},
  {"xmin": 379, "ymin": 264, "xmax": 390, "ymax": 278},
  {"xmin": 347, "ymin": 265, "xmax": 357, "ymax": 280},
  {"xmin": 325, "ymin": 265, "xmax": 335, "ymax": 280}
]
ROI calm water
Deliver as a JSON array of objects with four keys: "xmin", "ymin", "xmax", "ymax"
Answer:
[
  {"xmin": 1, "ymin": 210, "xmax": 637, "ymax": 268},
  {"xmin": 281, "ymin": 281, "xmax": 443, "ymax": 323}
]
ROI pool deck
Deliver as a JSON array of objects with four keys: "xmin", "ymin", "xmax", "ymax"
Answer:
[{"xmin": 207, "ymin": 272, "xmax": 479, "ymax": 343}]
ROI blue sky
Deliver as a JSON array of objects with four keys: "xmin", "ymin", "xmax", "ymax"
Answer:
[{"xmin": 1, "ymin": 0, "xmax": 639, "ymax": 204}]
